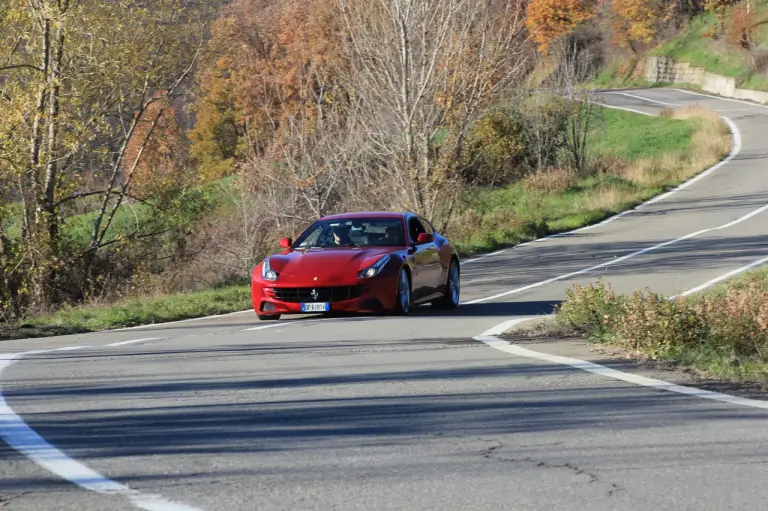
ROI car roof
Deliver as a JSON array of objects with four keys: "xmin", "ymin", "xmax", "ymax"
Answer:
[{"xmin": 319, "ymin": 211, "xmax": 408, "ymax": 221}]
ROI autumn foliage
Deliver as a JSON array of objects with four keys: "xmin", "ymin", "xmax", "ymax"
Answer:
[
  {"xmin": 123, "ymin": 100, "xmax": 184, "ymax": 198},
  {"xmin": 189, "ymin": 0, "xmax": 345, "ymax": 180},
  {"xmin": 526, "ymin": 0, "xmax": 599, "ymax": 51},
  {"xmin": 610, "ymin": 0, "xmax": 672, "ymax": 48}
]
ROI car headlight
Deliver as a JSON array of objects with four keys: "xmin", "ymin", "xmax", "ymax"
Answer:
[
  {"xmin": 261, "ymin": 257, "xmax": 278, "ymax": 281},
  {"xmin": 358, "ymin": 255, "xmax": 390, "ymax": 279}
]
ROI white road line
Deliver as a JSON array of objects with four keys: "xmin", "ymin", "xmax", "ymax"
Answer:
[
  {"xmin": 474, "ymin": 332, "xmax": 768, "ymax": 410},
  {"xmin": 672, "ymin": 88, "xmax": 768, "ymax": 109},
  {"xmin": 0, "ymin": 349, "xmax": 202, "ymax": 511},
  {"xmin": 606, "ymin": 91, "xmax": 682, "ymax": 107},
  {"xmin": 589, "ymin": 102, "xmax": 655, "ymax": 116},
  {"xmin": 462, "ymin": 203, "xmax": 768, "ymax": 306},
  {"xmin": 114, "ymin": 309, "xmax": 252, "ymax": 331},
  {"xmin": 49, "ymin": 346, "xmax": 91, "ymax": 352},
  {"xmin": 105, "ymin": 338, "xmax": 159, "ymax": 347},
  {"xmin": 669, "ymin": 254, "xmax": 768, "ymax": 298},
  {"xmin": 475, "ymin": 249, "xmax": 768, "ymax": 411}
]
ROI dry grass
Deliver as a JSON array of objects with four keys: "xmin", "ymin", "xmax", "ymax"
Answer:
[
  {"xmin": 521, "ymin": 167, "xmax": 577, "ymax": 194},
  {"xmin": 582, "ymin": 186, "xmax": 633, "ymax": 213},
  {"xmin": 619, "ymin": 105, "xmax": 731, "ymax": 188}
]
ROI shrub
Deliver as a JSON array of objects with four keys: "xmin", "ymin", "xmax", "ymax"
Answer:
[
  {"xmin": 557, "ymin": 270, "xmax": 768, "ymax": 379},
  {"xmin": 555, "ymin": 280, "xmax": 625, "ymax": 338},
  {"xmin": 613, "ymin": 291, "xmax": 709, "ymax": 359}
]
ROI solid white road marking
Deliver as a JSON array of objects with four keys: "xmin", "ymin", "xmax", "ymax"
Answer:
[
  {"xmin": 115, "ymin": 309, "xmax": 252, "ymax": 331},
  {"xmin": 606, "ymin": 91, "xmax": 682, "ymax": 107},
  {"xmin": 0, "ymin": 346, "xmax": 203, "ymax": 511},
  {"xmin": 668, "ymin": 254, "xmax": 768, "ymax": 298},
  {"xmin": 49, "ymin": 346, "xmax": 91, "ymax": 352},
  {"xmin": 475, "ymin": 250, "xmax": 768, "ymax": 411},
  {"xmin": 672, "ymin": 88, "xmax": 768, "ymax": 109},
  {"xmin": 475, "ymin": 332, "xmax": 768, "ymax": 410},
  {"xmin": 105, "ymin": 338, "xmax": 159, "ymax": 347}
]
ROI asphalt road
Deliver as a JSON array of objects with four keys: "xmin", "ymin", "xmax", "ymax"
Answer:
[{"xmin": 3, "ymin": 88, "xmax": 768, "ymax": 511}]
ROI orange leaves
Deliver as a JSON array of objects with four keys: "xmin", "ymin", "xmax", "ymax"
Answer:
[
  {"xmin": 191, "ymin": 0, "xmax": 345, "ymax": 179},
  {"xmin": 610, "ymin": 0, "xmax": 666, "ymax": 47},
  {"xmin": 525, "ymin": 0, "xmax": 598, "ymax": 52},
  {"xmin": 123, "ymin": 99, "xmax": 183, "ymax": 198},
  {"xmin": 727, "ymin": 3, "xmax": 758, "ymax": 49}
]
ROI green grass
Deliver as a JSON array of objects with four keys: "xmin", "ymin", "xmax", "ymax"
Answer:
[
  {"xmin": 590, "ymin": 108, "xmax": 696, "ymax": 160},
  {"xmin": 1, "ymin": 284, "xmax": 252, "ymax": 341},
  {"xmin": 651, "ymin": 7, "xmax": 768, "ymax": 92}
]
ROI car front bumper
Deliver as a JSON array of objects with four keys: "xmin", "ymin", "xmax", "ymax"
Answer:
[{"xmin": 251, "ymin": 278, "xmax": 399, "ymax": 315}]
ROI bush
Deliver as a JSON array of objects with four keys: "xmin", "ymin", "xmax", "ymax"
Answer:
[
  {"xmin": 556, "ymin": 271, "xmax": 768, "ymax": 379},
  {"xmin": 555, "ymin": 280, "xmax": 626, "ymax": 338},
  {"xmin": 613, "ymin": 291, "xmax": 709, "ymax": 359}
]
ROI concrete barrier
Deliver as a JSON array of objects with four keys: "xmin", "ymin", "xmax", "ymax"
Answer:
[{"xmin": 645, "ymin": 56, "xmax": 768, "ymax": 104}]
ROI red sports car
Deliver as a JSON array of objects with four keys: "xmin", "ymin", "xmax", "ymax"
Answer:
[{"xmin": 251, "ymin": 211, "xmax": 461, "ymax": 320}]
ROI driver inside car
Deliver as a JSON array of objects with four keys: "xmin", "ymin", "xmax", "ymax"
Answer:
[{"xmin": 330, "ymin": 226, "xmax": 352, "ymax": 246}]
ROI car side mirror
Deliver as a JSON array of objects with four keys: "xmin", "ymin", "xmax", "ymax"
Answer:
[
  {"xmin": 278, "ymin": 237, "xmax": 292, "ymax": 249},
  {"xmin": 417, "ymin": 233, "xmax": 433, "ymax": 244}
]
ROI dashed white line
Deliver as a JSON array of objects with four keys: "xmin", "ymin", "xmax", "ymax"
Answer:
[
  {"xmin": 105, "ymin": 338, "xmax": 159, "ymax": 347},
  {"xmin": 462, "ymin": 203, "xmax": 768, "ymax": 305},
  {"xmin": 606, "ymin": 91, "xmax": 682, "ymax": 107}
]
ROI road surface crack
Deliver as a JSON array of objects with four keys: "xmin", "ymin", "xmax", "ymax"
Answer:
[
  {"xmin": 0, "ymin": 491, "xmax": 32, "ymax": 508},
  {"xmin": 479, "ymin": 442, "xmax": 625, "ymax": 498}
]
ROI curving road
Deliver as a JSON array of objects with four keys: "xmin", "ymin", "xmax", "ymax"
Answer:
[{"xmin": 3, "ymin": 88, "xmax": 768, "ymax": 511}]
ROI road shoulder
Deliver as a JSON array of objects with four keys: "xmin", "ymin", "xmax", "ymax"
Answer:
[{"xmin": 501, "ymin": 317, "xmax": 768, "ymax": 402}]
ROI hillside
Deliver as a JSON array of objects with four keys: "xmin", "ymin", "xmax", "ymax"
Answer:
[{"xmin": 591, "ymin": 0, "xmax": 768, "ymax": 92}]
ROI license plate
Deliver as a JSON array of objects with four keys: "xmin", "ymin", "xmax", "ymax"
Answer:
[{"xmin": 301, "ymin": 302, "xmax": 330, "ymax": 312}]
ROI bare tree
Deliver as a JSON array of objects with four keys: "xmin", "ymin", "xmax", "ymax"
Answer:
[{"xmin": 337, "ymin": 0, "xmax": 532, "ymax": 227}]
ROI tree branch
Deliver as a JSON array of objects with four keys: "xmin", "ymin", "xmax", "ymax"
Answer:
[{"xmin": 0, "ymin": 64, "xmax": 45, "ymax": 73}]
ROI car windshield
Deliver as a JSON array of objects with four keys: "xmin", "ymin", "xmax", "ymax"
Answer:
[{"xmin": 294, "ymin": 218, "xmax": 406, "ymax": 248}]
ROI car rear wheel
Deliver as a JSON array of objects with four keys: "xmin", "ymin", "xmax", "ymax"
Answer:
[
  {"xmin": 256, "ymin": 313, "xmax": 281, "ymax": 321},
  {"xmin": 394, "ymin": 268, "xmax": 411, "ymax": 315},
  {"xmin": 434, "ymin": 260, "xmax": 460, "ymax": 309}
]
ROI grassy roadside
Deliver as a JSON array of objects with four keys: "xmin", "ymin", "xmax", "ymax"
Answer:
[
  {"xmin": 554, "ymin": 266, "xmax": 768, "ymax": 382},
  {"xmin": 0, "ymin": 285, "xmax": 252, "ymax": 341},
  {"xmin": 450, "ymin": 105, "xmax": 730, "ymax": 255},
  {"xmin": 0, "ymin": 103, "xmax": 732, "ymax": 341}
]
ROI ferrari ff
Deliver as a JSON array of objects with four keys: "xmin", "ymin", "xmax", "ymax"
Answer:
[{"xmin": 251, "ymin": 211, "xmax": 461, "ymax": 320}]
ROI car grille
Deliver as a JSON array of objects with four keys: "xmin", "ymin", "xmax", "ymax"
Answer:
[{"xmin": 273, "ymin": 286, "xmax": 364, "ymax": 303}]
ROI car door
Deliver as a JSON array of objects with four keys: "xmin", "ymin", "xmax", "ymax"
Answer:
[
  {"xmin": 406, "ymin": 216, "xmax": 440, "ymax": 301},
  {"xmin": 417, "ymin": 216, "xmax": 443, "ymax": 296}
]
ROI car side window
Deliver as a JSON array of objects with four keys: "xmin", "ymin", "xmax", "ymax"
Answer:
[{"xmin": 408, "ymin": 217, "xmax": 426, "ymax": 243}]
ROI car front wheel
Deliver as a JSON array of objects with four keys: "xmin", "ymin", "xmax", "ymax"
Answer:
[{"xmin": 394, "ymin": 268, "xmax": 411, "ymax": 315}]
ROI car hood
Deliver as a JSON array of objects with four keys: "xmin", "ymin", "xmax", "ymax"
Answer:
[{"xmin": 267, "ymin": 247, "xmax": 395, "ymax": 282}]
